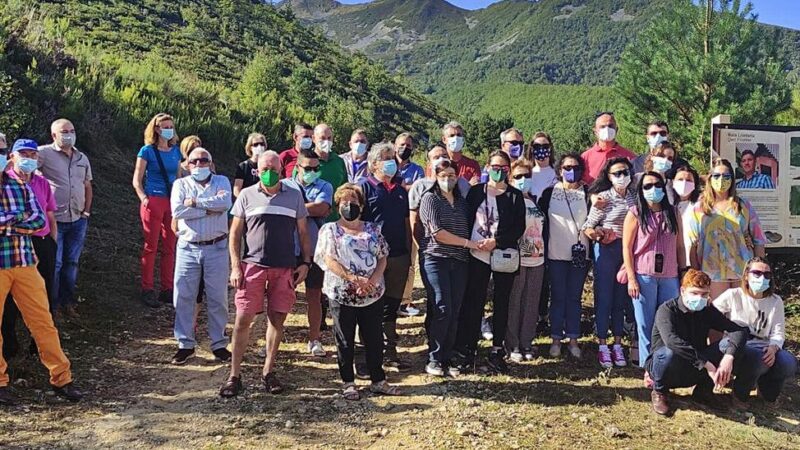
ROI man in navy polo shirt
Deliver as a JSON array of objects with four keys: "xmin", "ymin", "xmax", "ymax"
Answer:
[{"xmin": 358, "ymin": 142, "xmax": 412, "ymax": 372}]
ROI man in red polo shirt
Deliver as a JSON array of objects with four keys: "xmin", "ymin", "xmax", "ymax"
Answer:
[
  {"xmin": 279, "ymin": 123, "xmax": 313, "ymax": 179},
  {"xmin": 581, "ymin": 113, "xmax": 635, "ymax": 184},
  {"xmin": 442, "ymin": 121, "xmax": 481, "ymax": 185}
]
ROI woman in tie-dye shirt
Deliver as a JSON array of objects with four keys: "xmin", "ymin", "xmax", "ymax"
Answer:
[{"xmin": 688, "ymin": 159, "xmax": 766, "ymax": 300}]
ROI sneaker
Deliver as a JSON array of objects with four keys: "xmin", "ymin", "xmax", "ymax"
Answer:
[
  {"xmin": 549, "ymin": 342, "xmax": 562, "ymax": 358},
  {"xmin": 398, "ymin": 304, "xmax": 421, "ymax": 317},
  {"xmin": 213, "ymin": 347, "xmax": 232, "ymax": 363},
  {"xmin": 53, "ymin": 382, "xmax": 83, "ymax": 402},
  {"xmin": 481, "ymin": 317, "xmax": 493, "ymax": 341},
  {"xmin": 598, "ymin": 346, "xmax": 613, "ymax": 368},
  {"xmin": 425, "ymin": 361, "xmax": 445, "ymax": 376},
  {"xmin": 651, "ymin": 390, "xmax": 670, "ymax": 415},
  {"xmin": 523, "ymin": 348, "xmax": 536, "ymax": 361},
  {"xmin": 308, "ymin": 340, "xmax": 326, "ymax": 357},
  {"xmin": 355, "ymin": 363, "xmax": 370, "ymax": 380},
  {"xmin": 611, "ymin": 345, "xmax": 627, "ymax": 367},
  {"xmin": 509, "ymin": 349, "xmax": 524, "ymax": 363},
  {"xmin": 141, "ymin": 290, "xmax": 160, "ymax": 308},
  {"xmin": 568, "ymin": 343, "xmax": 581, "ymax": 359},
  {"xmin": 158, "ymin": 289, "xmax": 173, "ymax": 306},
  {"xmin": 447, "ymin": 365, "xmax": 461, "ymax": 378},
  {"xmin": 487, "ymin": 349, "xmax": 509, "ymax": 374},
  {"xmin": 171, "ymin": 348, "xmax": 195, "ymax": 365}
]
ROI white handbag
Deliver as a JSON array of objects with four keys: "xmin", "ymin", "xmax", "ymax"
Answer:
[{"xmin": 490, "ymin": 248, "xmax": 520, "ymax": 273}]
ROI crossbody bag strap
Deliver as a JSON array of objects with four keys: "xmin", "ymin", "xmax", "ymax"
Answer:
[{"xmin": 152, "ymin": 146, "xmax": 173, "ymax": 196}]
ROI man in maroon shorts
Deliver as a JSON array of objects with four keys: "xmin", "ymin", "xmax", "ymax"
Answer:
[{"xmin": 220, "ymin": 151, "xmax": 312, "ymax": 397}]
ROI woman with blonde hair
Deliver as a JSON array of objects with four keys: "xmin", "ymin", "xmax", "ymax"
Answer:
[
  {"xmin": 234, "ymin": 133, "xmax": 268, "ymax": 198},
  {"xmin": 177, "ymin": 135, "xmax": 203, "ymax": 178},
  {"xmin": 132, "ymin": 113, "xmax": 181, "ymax": 308}
]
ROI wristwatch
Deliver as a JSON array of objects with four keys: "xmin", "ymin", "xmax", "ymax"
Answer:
[{"xmin": 81, "ymin": 211, "xmax": 91, "ymax": 218}]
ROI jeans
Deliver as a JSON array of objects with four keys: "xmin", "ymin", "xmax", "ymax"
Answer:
[
  {"xmin": 454, "ymin": 256, "xmax": 516, "ymax": 358},
  {"xmin": 330, "ymin": 298, "xmax": 385, "ymax": 383},
  {"xmin": 423, "ymin": 256, "xmax": 468, "ymax": 364},
  {"xmin": 54, "ymin": 218, "xmax": 88, "ymax": 309},
  {"xmin": 633, "ymin": 274, "xmax": 679, "ymax": 368},
  {"xmin": 649, "ymin": 343, "xmax": 744, "ymax": 394},
  {"xmin": 723, "ymin": 339, "xmax": 798, "ymax": 402},
  {"xmin": 140, "ymin": 196, "xmax": 176, "ymax": 292},
  {"xmin": 592, "ymin": 241, "xmax": 628, "ymax": 339},
  {"xmin": 548, "ymin": 260, "xmax": 588, "ymax": 340},
  {"xmin": 173, "ymin": 239, "xmax": 229, "ymax": 351},
  {"xmin": 505, "ymin": 265, "xmax": 545, "ymax": 351}
]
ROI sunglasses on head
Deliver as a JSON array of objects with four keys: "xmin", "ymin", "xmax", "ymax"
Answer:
[
  {"xmin": 611, "ymin": 169, "xmax": 629, "ymax": 178},
  {"xmin": 710, "ymin": 173, "xmax": 732, "ymax": 180},
  {"xmin": 512, "ymin": 173, "xmax": 532, "ymax": 180},
  {"xmin": 300, "ymin": 165, "xmax": 320, "ymax": 172},
  {"xmin": 642, "ymin": 182, "xmax": 665, "ymax": 190},
  {"xmin": 648, "ymin": 130, "xmax": 668, "ymax": 137},
  {"xmin": 189, "ymin": 157, "xmax": 210, "ymax": 164},
  {"xmin": 749, "ymin": 270, "xmax": 772, "ymax": 279}
]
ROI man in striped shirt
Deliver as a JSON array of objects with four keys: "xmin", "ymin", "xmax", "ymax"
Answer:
[
  {"xmin": 737, "ymin": 150, "xmax": 775, "ymax": 190},
  {"xmin": 0, "ymin": 138, "xmax": 82, "ymax": 405}
]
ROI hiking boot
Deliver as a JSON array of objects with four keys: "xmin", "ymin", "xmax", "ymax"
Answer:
[
  {"xmin": 171, "ymin": 348, "xmax": 195, "ymax": 365},
  {"xmin": 425, "ymin": 361, "xmax": 445, "ymax": 377},
  {"xmin": 213, "ymin": 347, "xmax": 232, "ymax": 363},
  {"xmin": 53, "ymin": 383, "xmax": 83, "ymax": 402},
  {"xmin": 141, "ymin": 290, "xmax": 160, "ymax": 308},
  {"xmin": 651, "ymin": 390, "xmax": 670, "ymax": 415},
  {"xmin": 487, "ymin": 349, "xmax": 509, "ymax": 375}
]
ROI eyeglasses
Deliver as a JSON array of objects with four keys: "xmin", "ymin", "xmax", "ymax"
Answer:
[
  {"xmin": 642, "ymin": 182, "xmax": 665, "ymax": 190},
  {"xmin": 300, "ymin": 165, "xmax": 320, "ymax": 172},
  {"xmin": 648, "ymin": 130, "xmax": 668, "ymax": 137},
  {"xmin": 490, "ymin": 165, "xmax": 510, "ymax": 171},
  {"xmin": 710, "ymin": 173, "xmax": 733, "ymax": 180},
  {"xmin": 512, "ymin": 173, "xmax": 532, "ymax": 180},
  {"xmin": 749, "ymin": 270, "xmax": 772, "ymax": 279},
  {"xmin": 505, "ymin": 140, "xmax": 524, "ymax": 146},
  {"xmin": 252, "ymin": 142, "xmax": 266, "ymax": 147},
  {"xmin": 611, "ymin": 169, "xmax": 629, "ymax": 178},
  {"xmin": 189, "ymin": 158, "xmax": 210, "ymax": 165}
]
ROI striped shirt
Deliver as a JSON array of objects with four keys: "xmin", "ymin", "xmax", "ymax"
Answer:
[
  {"xmin": 0, "ymin": 173, "xmax": 46, "ymax": 269},
  {"xmin": 419, "ymin": 190, "xmax": 471, "ymax": 261},
  {"xmin": 582, "ymin": 187, "xmax": 635, "ymax": 236},
  {"xmin": 736, "ymin": 173, "xmax": 774, "ymax": 189},
  {"xmin": 171, "ymin": 174, "xmax": 232, "ymax": 243}
]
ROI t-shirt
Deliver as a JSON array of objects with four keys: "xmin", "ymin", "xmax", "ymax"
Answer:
[
  {"xmin": 137, "ymin": 144, "xmax": 181, "ymax": 198},
  {"xmin": 358, "ymin": 176, "xmax": 410, "ymax": 257},
  {"xmin": 234, "ymin": 159, "xmax": 260, "ymax": 191},
  {"xmin": 519, "ymin": 198, "xmax": 545, "ymax": 267},
  {"xmin": 230, "ymin": 180, "xmax": 308, "ymax": 268},
  {"xmin": 713, "ymin": 288, "xmax": 785, "ymax": 349},
  {"xmin": 530, "ymin": 165, "xmax": 557, "ymax": 200},
  {"xmin": 452, "ymin": 154, "xmax": 481, "ymax": 183},
  {"xmin": 546, "ymin": 184, "xmax": 590, "ymax": 261},
  {"xmin": 279, "ymin": 147, "xmax": 299, "ymax": 179},
  {"xmin": 398, "ymin": 161, "xmax": 425, "ymax": 188},
  {"xmin": 315, "ymin": 222, "xmax": 389, "ymax": 307},
  {"xmin": 294, "ymin": 152, "xmax": 347, "ymax": 222},
  {"xmin": 470, "ymin": 192, "xmax": 499, "ymax": 264},
  {"xmin": 288, "ymin": 177, "xmax": 333, "ymax": 256},
  {"xmin": 418, "ymin": 190, "xmax": 471, "ymax": 262},
  {"xmin": 580, "ymin": 143, "xmax": 635, "ymax": 184}
]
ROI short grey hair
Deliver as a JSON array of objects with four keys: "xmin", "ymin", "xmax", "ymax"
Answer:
[
  {"xmin": 368, "ymin": 142, "xmax": 395, "ymax": 173},
  {"xmin": 188, "ymin": 147, "xmax": 212, "ymax": 162},
  {"xmin": 258, "ymin": 150, "xmax": 282, "ymax": 169},
  {"xmin": 441, "ymin": 121, "xmax": 463, "ymax": 137},
  {"xmin": 500, "ymin": 127, "xmax": 522, "ymax": 144}
]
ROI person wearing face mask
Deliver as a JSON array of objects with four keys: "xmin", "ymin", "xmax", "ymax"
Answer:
[
  {"xmin": 633, "ymin": 141, "xmax": 679, "ymax": 205},
  {"xmin": 289, "ymin": 150, "xmax": 334, "ymax": 357},
  {"xmin": 1, "ymin": 139, "xmax": 58, "ymax": 360},
  {"xmin": 647, "ymin": 269, "xmax": 749, "ymax": 416},
  {"xmin": 480, "ymin": 128, "xmax": 526, "ymax": 183},
  {"xmin": 632, "ymin": 121, "xmax": 687, "ymax": 176},
  {"xmin": 38, "ymin": 119, "xmax": 93, "ymax": 318},
  {"xmin": 169, "ymin": 148, "xmax": 232, "ymax": 366},
  {"xmin": 441, "ymin": 121, "xmax": 481, "ymax": 185},
  {"xmin": 622, "ymin": 171, "xmax": 680, "ymax": 378},
  {"xmin": 311, "ymin": 123, "xmax": 347, "ymax": 221},
  {"xmin": 453, "ymin": 151, "xmax": 525, "ymax": 375},
  {"xmin": 539, "ymin": 153, "xmax": 591, "ymax": 360},
  {"xmin": 314, "ymin": 184, "xmax": 400, "ymax": 399},
  {"xmin": 581, "ymin": 112, "xmax": 635, "ymax": 184},
  {"xmin": 583, "ymin": 158, "xmax": 636, "ymax": 368},
  {"xmin": 524, "ymin": 132, "xmax": 558, "ymax": 200},
  {"xmin": 712, "ymin": 257, "xmax": 797, "ymax": 406},
  {"xmin": 0, "ymin": 133, "xmax": 8, "ymax": 163},
  {"xmin": 418, "ymin": 160, "xmax": 481, "ymax": 376},
  {"xmin": 672, "ymin": 165, "xmax": 702, "ymax": 276},
  {"xmin": 503, "ymin": 160, "xmax": 546, "ymax": 364},
  {"xmin": 357, "ymin": 143, "xmax": 412, "ymax": 372},
  {"xmin": 221, "ymin": 151, "xmax": 311, "ymax": 397},
  {"xmin": 177, "ymin": 136, "xmax": 207, "ymax": 178},
  {"xmin": 279, "ymin": 123, "xmax": 314, "ymax": 179},
  {"xmin": 234, "ymin": 133, "xmax": 268, "ymax": 198},
  {"xmin": 133, "ymin": 113, "xmax": 182, "ymax": 308},
  {"xmin": 394, "ymin": 133, "xmax": 425, "ymax": 318},
  {"xmin": 687, "ymin": 159, "xmax": 766, "ymax": 301},
  {"xmin": 342, "ymin": 129, "xmax": 371, "ymax": 183}
]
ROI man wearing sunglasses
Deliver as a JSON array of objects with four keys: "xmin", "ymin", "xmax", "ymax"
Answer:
[
  {"xmin": 632, "ymin": 121, "xmax": 689, "ymax": 176},
  {"xmin": 581, "ymin": 112, "xmax": 635, "ymax": 184},
  {"xmin": 500, "ymin": 128, "xmax": 525, "ymax": 161},
  {"xmin": 170, "ymin": 148, "xmax": 233, "ymax": 365}
]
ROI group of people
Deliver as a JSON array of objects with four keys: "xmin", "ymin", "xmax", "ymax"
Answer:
[{"xmin": 0, "ymin": 112, "xmax": 796, "ymax": 415}]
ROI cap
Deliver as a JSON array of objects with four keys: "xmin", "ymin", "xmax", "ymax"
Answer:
[{"xmin": 11, "ymin": 138, "xmax": 39, "ymax": 153}]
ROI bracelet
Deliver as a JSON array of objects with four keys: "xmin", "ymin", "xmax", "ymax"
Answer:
[{"xmin": 463, "ymin": 238, "xmax": 468, "ymax": 248}]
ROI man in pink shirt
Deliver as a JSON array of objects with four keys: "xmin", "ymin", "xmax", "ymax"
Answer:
[
  {"xmin": 581, "ymin": 113, "xmax": 635, "ymax": 184},
  {"xmin": 2, "ymin": 139, "xmax": 59, "ymax": 358}
]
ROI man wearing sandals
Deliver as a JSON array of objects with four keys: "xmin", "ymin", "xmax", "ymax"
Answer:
[{"xmin": 221, "ymin": 151, "xmax": 311, "ymax": 397}]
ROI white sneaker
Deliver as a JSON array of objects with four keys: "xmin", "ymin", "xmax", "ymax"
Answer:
[
  {"xmin": 509, "ymin": 349, "xmax": 524, "ymax": 363},
  {"xmin": 549, "ymin": 342, "xmax": 562, "ymax": 358},
  {"xmin": 401, "ymin": 304, "xmax": 421, "ymax": 317},
  {"xmin": 523, "ymin": 349, "xmax": 535, "ymax": 361},
  {"xmin": 481, "ymin": 317, "xmax": 494, "ymax": 341},
  {"xmin": 308, "ymin": 340, "xmax": 326, "ymax": 357},
  {"xmin": 568, "ymin": 344, "xmax": 582, "ymax": 359}
]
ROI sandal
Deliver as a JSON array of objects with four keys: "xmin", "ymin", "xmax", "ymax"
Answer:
[
  {"xmin": 369, "ymin": 380, "xmax": 401, "ymax": 396},
  {"xmin": 342, "ymin": 383, "xmax": 360, "ymax": 401},
  {"xmin": 219, "ymin": 376, "xmax": 243, "ymax": 398},
  {"xmin": 262, "ymin": 372, "xmax": 284, "ymax": 394}
]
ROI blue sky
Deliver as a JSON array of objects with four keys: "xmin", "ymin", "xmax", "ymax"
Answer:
[{"xmin": 337, "ymin": 0, "xmax": 799, "ymax": 30}]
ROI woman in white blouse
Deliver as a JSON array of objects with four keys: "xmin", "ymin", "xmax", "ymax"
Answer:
[{"xmin": 713, "ymin": 257, "xmax": 798, "ymax": 404}]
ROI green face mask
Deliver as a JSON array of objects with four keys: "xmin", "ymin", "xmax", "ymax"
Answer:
[
  {"xmin": 260, "ymin": 169, "xmax": 280, "ymax": 187},
  {"xmin": 302, "ymin": 170, "xmax": 320, "ymax": 185},
  {"xmin": 489, "ymin": 168, "xmax": 506, "ymax": 183}
]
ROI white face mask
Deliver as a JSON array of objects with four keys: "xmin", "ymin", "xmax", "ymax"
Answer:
[
  {"xmin": 319, "ymin": 140, "xmax": 333, "ymax": 153},
  {"xmin": 431, "ymin": 156, "xmax": 449, "ymax": 170},
  {"xmin": 611, "ymin": 174, "xmax": 631, "ymax": 189},
  {"xmin": 597, "ymin": 126, "xmax": 617, "ymax": 142},
  {"xmin": 647, "ymin": 134, "xmax": 667, "ymax": 149},
  {"xmin": 252, "ymin": 144, "xmax": 266, "ymax": 157},
  {"xmin": 447, "ymin": 136, "xmax": 465, "ymax": 153},
  {"xmin": 673, "ymin": 179, "xmax": 695, "ymax": 198}
]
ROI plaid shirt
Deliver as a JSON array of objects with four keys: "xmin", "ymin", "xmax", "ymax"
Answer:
[
  {"xmin": 0, "ymin": 172, "xmax": 46, "ymax": 269},
  {"xmin": 737, "ymin": 173, "xmax": 775, "ymax": 190}
]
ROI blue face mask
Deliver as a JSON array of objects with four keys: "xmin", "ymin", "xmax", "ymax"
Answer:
[
  {"xmin": 748, "ymin": 274, "xmax": 770, "ymax": 294},
  {"xmin": 508, "ymin": 144, "xmax": 522, "ymax": 159},
  {"xmin": 16, "ymin": 157, "xmax": 38, "ymax": 174},
  {"xmin": 191, "ymin": 167, "xmax": 211, "ymax": 181},
  {"xmin": 0, "ymin": 154, "xmax": 7, "ymax": 170},
  {"xmin": 684, "ymin": 293, "xmax": 708, "ymax": 311},
  {"xmin": 652, "ymin": 157, "xmax": 672, "ymax": 173},
  {"xmin": 643, "ymin": 186, "xmax": 665, "ymax": 203},
  {"xmin": 382, "ymin": 159, "xmax": 398, "ymax": 177},
  {"xmin": 563, "ymin": 169, "xmax": 576, "ymax": 183},
  {"xmin": 160, "ymin": 128, "xmax": 175, "ymax": 140},
  {"xmin": 300, "ymin": 137, "xmax": 313, "ymax": 150}
]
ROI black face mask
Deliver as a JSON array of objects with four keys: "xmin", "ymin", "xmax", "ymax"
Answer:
[
  {"xmin": 398, "ymin": 146, "xmax": 413, "ymax": 161},
  {"xmin": 340, "ymin": 203, "xmax": 361, "ymax": 222}
]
